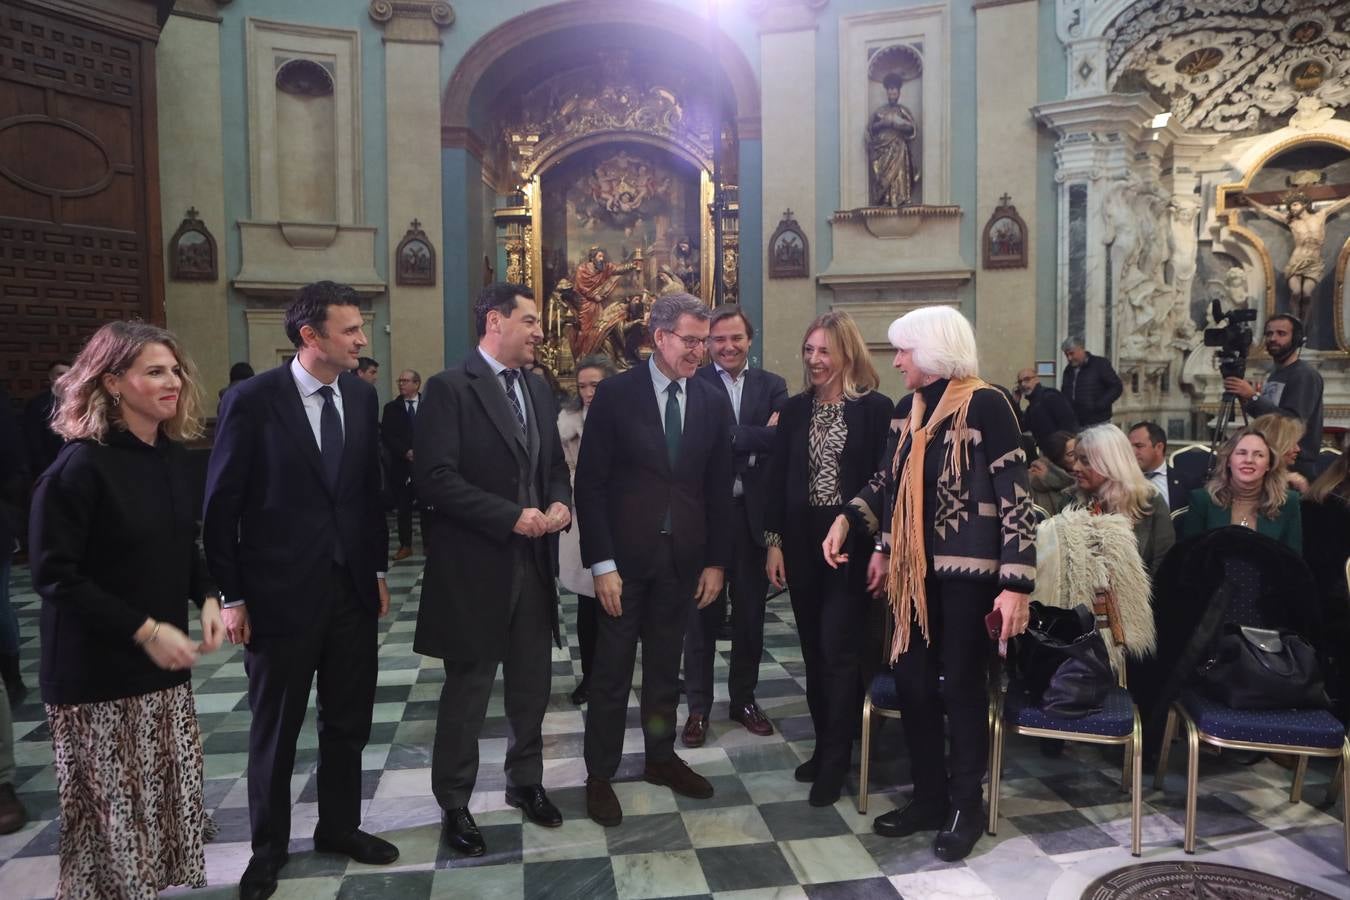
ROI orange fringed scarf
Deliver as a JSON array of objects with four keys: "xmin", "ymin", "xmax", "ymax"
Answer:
[{"xmin": 886, "ymin": 376, "xmax": 988, "ymax": 662}]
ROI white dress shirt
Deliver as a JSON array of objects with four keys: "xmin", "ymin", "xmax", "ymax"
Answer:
[
  {"xmin": 1145, "ymin": 465, "xmax": 1170, "ymax": 509},
  {"xmin": 715, "ymin": 362, "xmax": 748, "ymax": 498},
  {"xmin": 478, "ymin": 346, "xmax": 528, "ymax": 427}
]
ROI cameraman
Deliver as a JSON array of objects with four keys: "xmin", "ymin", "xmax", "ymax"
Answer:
[{"xmin": 1223, "ymin": 314, "xmax": 1323, "ymax": 478}]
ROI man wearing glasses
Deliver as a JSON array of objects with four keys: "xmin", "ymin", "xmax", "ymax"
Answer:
[{"xmin": 574, "ymin": 293, "xmax": 734, "ymax": 826}]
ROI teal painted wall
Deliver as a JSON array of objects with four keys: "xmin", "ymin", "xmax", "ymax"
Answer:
[{"xmin": 216, "ymin": 1, "xmax": 391, "ymax": 398}]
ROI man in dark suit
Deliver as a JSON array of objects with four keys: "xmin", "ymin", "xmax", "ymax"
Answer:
[
  {"xmin": 22, "ymin": 360, "xmax": 69, "ymax": 477},
  {"xmin": 682, "ymin": 305, "xmax": 787, "ymax": 747},
  {"xmin": 414, "ymin": 282, "xmax": 572, "ymax": 856},
  {"xmin": 381, "ymin": 369, "xmax": 422, "ymax": 560},
  {"xmin": 577, "ymin": 292, "xmax": 734, "ymax": 827},
  {"xmin": 1015, "ymin": 368, "xmax": 1078, "ymax": 454},
  {"xmin": 203, "ymin": 282, "xmax": 398, "ymax": 900},
  {"xmin": 1128, "ymin": 421, "xmax": 1196, "ymax": 511}
]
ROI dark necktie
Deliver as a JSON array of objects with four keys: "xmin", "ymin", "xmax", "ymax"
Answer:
[
  {"xmin": 664, "ymin": 381, "xmax": 682, "ymax": 466},
  {"xmin": 316, "ymin": 385, "xmax": 343, "ymax": 489},
  {"xmin": 501, "ymin": 369, "xmax": 526, "ymax": 430},
  {"xmin": 406, "ymin": 398, "xmax": 416, "ymax": 424}
]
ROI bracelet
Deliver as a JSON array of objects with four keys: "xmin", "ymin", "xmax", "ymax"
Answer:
[
  {"xmin": 136, "ymin": 621, "xmax": 161, "ymax": 648},
  {"xmin": 873, "ymin": 543, "xmax": 890, "ymax": 556}
]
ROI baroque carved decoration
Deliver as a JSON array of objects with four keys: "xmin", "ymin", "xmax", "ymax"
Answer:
[
  {"xmin": 981, "ymin": 194, "xmax": 1027, "ymax": 270},
  {"xmin": 502, "ymin": 53, "xmax": 719, "ymax": 184},
  {"xmin": 1106, "ymin": 0, "xmax": 1350, "ymax": 133},
  {"xmin": 767, "ymin": 209, "xmax": 808, "ymax": 279},
  {"xmin": 394, "ymin": 219, "xmax": 436, "ymax": 286},
  {"xmin": 169, "ymin": 207, "xmax": 218, "ymax": 282}
]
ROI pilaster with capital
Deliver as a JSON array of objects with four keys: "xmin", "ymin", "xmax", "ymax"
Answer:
[{"xmin": 371, "ymin": 1, "xmax": 453, "ymax": 374}]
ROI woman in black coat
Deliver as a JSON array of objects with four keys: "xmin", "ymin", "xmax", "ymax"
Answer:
[{"xmin": 764, "ymin": 311, "xmax": 891, "ymax": 808}]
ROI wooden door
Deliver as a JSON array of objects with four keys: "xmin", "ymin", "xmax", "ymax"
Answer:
[{"xmin": 0, "ymin": 0, "xmax": 165, "ymax": 405}]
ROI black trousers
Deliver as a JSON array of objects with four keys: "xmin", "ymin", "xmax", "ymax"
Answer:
[
  {"xmin": 787, "ymin": 506, "xmax": 869, "ymax": 788},
  {"xmin": 684, "ymin": 499, "xmax": 769, "ymax": 715},
  {"xmin": 584, "ymin": 537, "xmax": 696, "ymax": 778},
  {"xmin": 431, "ymin": 564, "xmax": 552, "ymax": 809},
  {"xmin": 890, "ymin": 577, "xmax": 995, "ymax": 810},
  {"xmin": 575, "ymin": 594, "xmax": 597, "ymax": 682},
  {"xmin": 245, "ymin": 564, "xmax": 377, "ymax": 860},
  {"xmin": 394, "ymin": 474, "xmax": 422, "ymax": 550}
]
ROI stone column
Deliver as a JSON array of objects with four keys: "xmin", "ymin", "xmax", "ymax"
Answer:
[
  {"xmin": 370, "ymin": 1, "xmax": 454, "ymax": 381},
  {"xmin": 973, "ymin": 0, "xmax": 1039, "ymax": 386},
  {"xmin": 751, "ymin": 0, "xmax": 825, "ymax": 378},
  {"xmin": 157, "ymin": 0, "xmax": 230, "ymax": 412},
  {"xmin": 1033, "ymin": 94, "xmax": 1160, "ymax": 360}
]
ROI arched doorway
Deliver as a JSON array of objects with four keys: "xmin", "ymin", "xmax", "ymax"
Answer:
[{"xmin": 442, "ymin": 0, "xmax": 759, "ymax": 378}]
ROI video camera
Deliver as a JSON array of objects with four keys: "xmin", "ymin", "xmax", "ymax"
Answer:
[{"xmin": 1202, "ymin": 298, "xmax": 1257, "ymax": 380}]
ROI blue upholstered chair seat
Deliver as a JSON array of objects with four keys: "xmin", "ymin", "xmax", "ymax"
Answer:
[
  {"xmin": 1004, "ymin": 683, "xmax": 1134, "ymax": 737},
  {"xmin": 1179, "ymin": 691, "xmax": 1346, "ymax": 749},
  {"xmin": 868, "ymin": 671, "xmax": 900, "ymax": 710}
]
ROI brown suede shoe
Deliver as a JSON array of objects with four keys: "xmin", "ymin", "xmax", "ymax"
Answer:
[
  {"xmin": 644, "ymin": 757, "xmax": 714, "ymax": 799},
  {"xmin": 729, "ymin": 702, "xmax": 774, "ymax": 736},
  {"xmin": 681, "ymin": 713, "xmax": 708, "ymax": 748},
  {"xmin": 0, "ymin": 783, "xmax": 28, "ymax": 836},
  {"xmin": 586, "ymin": 778, "xmax": 622, "ymax": 827}
]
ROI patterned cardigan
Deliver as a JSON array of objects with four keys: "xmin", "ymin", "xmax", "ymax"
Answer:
[{"xmin": 849, "ymin": 386, "xmax": 1036, "ymax": 593}]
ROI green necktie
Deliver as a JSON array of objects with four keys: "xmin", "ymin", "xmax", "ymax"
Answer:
[{"xmin": 664, "ymin": 381, "xmax": 682, "ymax": 467}]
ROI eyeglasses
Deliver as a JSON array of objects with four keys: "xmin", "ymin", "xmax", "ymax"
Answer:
[
  {"xmin": 396, "ymin": 378, "xmax": 416, "ymax": 383},
  {"xmin": 666, "ymin": 332, "xmax": 706, "ymax": 350}
]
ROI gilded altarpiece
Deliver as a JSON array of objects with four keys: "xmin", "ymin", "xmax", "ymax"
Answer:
[{"xmin": 492, "ymin": 55, "xmax": 731, "ymax": 378}]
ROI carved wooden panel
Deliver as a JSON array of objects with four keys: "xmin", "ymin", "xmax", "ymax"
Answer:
[{"xmin": 0, "ymin": 1, "xmax": 161, "ymax": 403}]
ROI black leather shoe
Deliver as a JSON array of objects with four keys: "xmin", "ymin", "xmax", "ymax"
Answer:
[
  {"xmin": 239, "ymin": 853, "xmax": 287, "ymax": 900},
  {"xmin": 793, "ymin": 757, "xmax": 818, "ymax": 783},
  {"xmin": 443, "ymin": 807, "xmax": 486, "ymax": 856},
  {"xmin": 808, "ymin": 777, "xmax": 842, "ymax": 807},
  {"xmin": 313, "ymin": 828, "xmax": 399, "ymax": 865},
  {"xmin": 506, "ymin": 784, "xmax": 563, "ymax": 828},
  {"xmin": 570, "ymin": 678, "xmax": 590, "ymax": 706},
  {"xmin": 933, "ymin": 804, "xmax": 984, "ymax": 861},
  {"xmin": 873, "ymin": 798, "xmax": 948, "ymax": 838}
]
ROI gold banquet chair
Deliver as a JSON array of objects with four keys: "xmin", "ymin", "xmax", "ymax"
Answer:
[
  {"xmin": 987, "ymin": 591, "xmax": 1143, "ymax": 856},
  {"xmin": 1152, "ymin": 561, "xmax": 1350, "ymax": 870}
]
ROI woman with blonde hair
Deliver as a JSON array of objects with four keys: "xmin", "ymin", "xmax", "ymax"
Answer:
[
  {"xmin": 1250, "ymin": 413, "xmax": 1309, "ymax": 493},
  {"xmin": 1180, "ymin": 426, "xmax": 1300, "ymax": 551},
  {"xmin": 821, "ymin": 305, "xmax": 1034, "ymax": 861},
  {"xmin": 30, "ymin": 321, "xmax": 225, "ymax": 897},
  {"xmin": 763, "ymin": 311, "xmax": 891, "ymax": 806},
  {"xmin": 1069, "ymin": 424, "xmax": 1174, "ymax": 573}
]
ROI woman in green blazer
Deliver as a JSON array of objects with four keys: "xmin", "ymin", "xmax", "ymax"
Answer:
[{"xmin": 1181, "ymin": 427, "xmax": 1301, "ymax": 552}]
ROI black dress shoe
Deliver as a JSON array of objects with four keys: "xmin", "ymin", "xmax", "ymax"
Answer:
[
  {"xmin": 873, "ymin": 798, "xmax": 948, "ymax": 838},
  {"xmin": 444, "ymin": 807, "xmax": 486, "ymax": 856},
  {"xmin": 933, "ymin": 804, "xmax": 984, "ymax": 861},
  {"xmin": 239, "ymin": 853, "xmax": 287, "ymax": 900},
  {"xmin": 794, "ymin": 757, "xmax": 819, "ymax": 783},
  {"xmin": 313, "ymin": 828, "xmax": 399, "ymax": 865},
  {"xmin": 808, "ymin": 777, "xmax": 842, "ymax": 807},
  {"xmin": 506, "ymin": 784, "xmax": 563, "ymax": 827},
  {"xmin": 570, "ymin": 678, "xmax": 590, "ymax": 706}
]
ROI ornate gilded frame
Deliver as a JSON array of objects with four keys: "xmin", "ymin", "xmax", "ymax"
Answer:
[
  {"xmin": 767, "ymin": 209, "xmax": 809, "ymax": 279},
  {"xmin": 1215, "ymin": 132, "xmax": 1350, "ymax": 355}
]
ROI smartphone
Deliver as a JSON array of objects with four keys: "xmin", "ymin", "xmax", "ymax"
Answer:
[{"xmin": 984, "ymin": 608, "xmax": 1003, "ymax": 641}]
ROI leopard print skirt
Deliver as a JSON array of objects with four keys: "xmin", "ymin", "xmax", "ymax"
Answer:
[{"xmin": 46, "ymin": 682, "xmax": 207, "ymax": 899}]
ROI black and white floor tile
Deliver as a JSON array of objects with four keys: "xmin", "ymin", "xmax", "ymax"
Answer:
[{"xmin": 0, "ymin": 524, "xmax": 1345, "ymax": 898}]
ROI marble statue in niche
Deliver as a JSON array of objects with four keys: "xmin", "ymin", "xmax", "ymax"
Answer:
[
  {"xmin": 867, "ymin": 72, "xmax": 919, "ymax": 208},
  {"xmin": 1243, "ymin": 188, "xmax": 1350, "ymax": 323}
]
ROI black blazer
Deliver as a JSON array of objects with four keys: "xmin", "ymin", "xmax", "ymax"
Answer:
[
  {"xmin": 1162, "ymin": 465, "xmax": 1193, "ymax": 511},
  {"xmin": 202, "ymin": 364, "xmax": 388, "ymax": 637},
  {"xmin": 576, "ymin": 361, "xmax": 735, "ymax": 581},
  {"xmin": 381, "ymin": 394, "xmax": 417, "ymax": 482},
  {"xmin": 695, "ymin": 364, "xmax": 789, "ymax": 545},
  {"xmin": 412, "ymin": 351, "xmax": 571, "ymax": 663},
  {"xmin": 763, "ymin": 389, "xmax": 893, "ymax": 585}
]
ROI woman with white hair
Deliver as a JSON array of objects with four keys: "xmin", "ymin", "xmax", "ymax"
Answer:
[
  {"xmin": 1069, "ymin": 424, "xmax": 1174, "ymax": 573},
  {"xmin": 822, "ymin": 305, "xmax": 1035, "ymax": 862}
]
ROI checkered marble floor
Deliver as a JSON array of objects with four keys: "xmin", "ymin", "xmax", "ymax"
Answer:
[{"xmin": 1, "ymin": 524, "xmax": 1347, "ymax": 899}]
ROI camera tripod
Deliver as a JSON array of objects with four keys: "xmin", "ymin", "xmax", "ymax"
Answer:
[{"xmin": 1207, "ymin": 389, "xmax": 1248, "ymax": 477}]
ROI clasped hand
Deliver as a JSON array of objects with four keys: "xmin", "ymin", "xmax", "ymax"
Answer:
[{"xmin": 513, "ymin": 502, "xmax": 572, "ymax": 538}]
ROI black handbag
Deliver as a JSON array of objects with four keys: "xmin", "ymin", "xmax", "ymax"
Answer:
[
  {"xmin": 1197, "ymin": 625, "xmax": 1328, "ymax": 710},
  {"xmin": 1010, "ymin": 602, "xmax": 1115, "ymax": 718}
]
